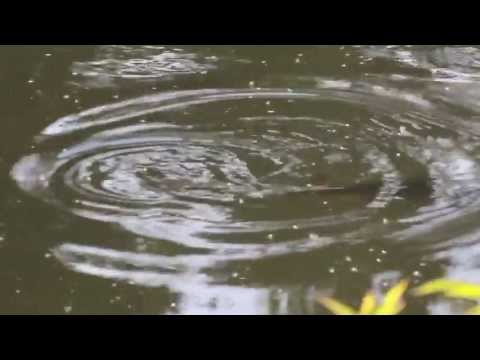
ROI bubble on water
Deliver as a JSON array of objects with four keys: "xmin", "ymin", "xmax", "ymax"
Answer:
[
  {"xmin": 345, "ymin": 256, "xmax": 352, "ymax": 262},
  {"xmin": 64, "ymin": 305, "xmax": 72, "ymax": 313},
  {"xmin": 267, "ymin": 234, "xmax": 274, "ymax": 240},
  {"xmin": 328, "ymin": 267, "xmax": 335, "ymax": 274},
  {"xmin": 350, "ymin": 267, "xmax": 359, "ymax": 273}
]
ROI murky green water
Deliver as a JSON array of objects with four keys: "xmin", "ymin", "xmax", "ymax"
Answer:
[{"xmin": 3, "ymin": 45, "xmax": 480, "ymax": 314}]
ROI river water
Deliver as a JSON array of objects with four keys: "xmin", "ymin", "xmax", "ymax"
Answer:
[{"xmin": 2, "ymin": 45, "xmax": 480, "ymax": 314}]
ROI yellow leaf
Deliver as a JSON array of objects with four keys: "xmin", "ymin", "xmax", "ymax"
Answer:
[
  {"xmin": 412, "ymin": 279, "xmax": 480, "ymax": 300},
  {"xmin": 359, "ymin": 291, "xmax": 377, "ymax": 315},
  {"xmin": 465, "ymin": 305, "xmax": 480, "ymax": 315},
  {"xmin": 318, "ymin": 297, "xmax": 357, "ymax": 315},
  {"xmin": 375, "ymin": 279, "xmax": 409, "ymax": 315}
]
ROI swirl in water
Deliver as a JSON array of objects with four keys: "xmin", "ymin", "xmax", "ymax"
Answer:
[{"xmin": 11, "ymin": 83, "xmax": 480, "ymax": 313}]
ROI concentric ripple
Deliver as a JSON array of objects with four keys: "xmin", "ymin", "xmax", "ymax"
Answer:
[{"xmin": 11, "ymin": 84, "xmax": 480, "ymax": 290}]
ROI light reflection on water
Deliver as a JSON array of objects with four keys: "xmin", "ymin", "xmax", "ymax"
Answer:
[{"xmin": 5, "ymin": 45, "xmax": 480, "ymax": 314}]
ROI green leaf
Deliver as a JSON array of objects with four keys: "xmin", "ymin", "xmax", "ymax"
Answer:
[
  {"xmin": 318, "ymin": 297, "xmax": 357, "ymax": 315},
  {"xmin": 375, "ymin": 279, "xmax": 409, "ymax": 315},
  {"xmin": 412, "ymin": 279, "xmax": 480, "ymax": 300}
]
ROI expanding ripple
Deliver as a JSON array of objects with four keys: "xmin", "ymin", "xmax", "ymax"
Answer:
[{"xmin": 11, "ymin": 84, "xmax": 480, "ymax": 308}]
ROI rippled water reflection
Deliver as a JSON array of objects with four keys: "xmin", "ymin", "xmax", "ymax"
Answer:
[{"xmin": 4, "ymin": 45, "xmax": 480, "ymax": 314}]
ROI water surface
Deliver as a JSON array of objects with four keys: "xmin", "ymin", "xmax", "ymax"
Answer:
[{"xmin": 3, "ymin": 45, "xmax": 480, "ymax": 314}]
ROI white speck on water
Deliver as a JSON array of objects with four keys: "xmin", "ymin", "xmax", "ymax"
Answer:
[
  {"xmin": 72, "ymin": 72, "xmax": 78, "ymax": 76},
  {"xmin": 267, "ymin": 233, "xmax": 274, "ymax": 240},
  {"xmin": 261, "ymin": 60, "xmax": 267, "ymax": 65},
  {"xmin": 44, "ymin": 253, "xmax": 52, "ymax": 259},
  {"xmin": 248, "ymin": 81, "xmax": 255, "ymax": 88},
  {"xmin": 341, "ymin": 63, "xmax": 347, "ymax": 68},
  {"xmin": 368, "ymin": 247, "xmax": 375, "ymax": 252},
  {"xmin": 419, "ymin": 262, "xmax": 427, "ymax": 267},
  {"xmin": 111, "ymin": 283, "xmax": 117, "ymax": 288},
  {"xmin": 232, "ymin": 272, "xmax": 239, "ymax": 278},
  {"xmin": 267, "ymin": 110, "xmax": 275, "ymax": 114},
  {"xmin": 350, "ymin": 267, "xmax": 359, "ymax": 273},
  {"xmin": 381, "ymin": 250, "xmax": 388, "ymax": 255},
  {"xmin": 328, "ymin": 267, "xmax": 336, "ymax": 274},
  {"xmin": 306, "ymin": 183, "xmax": 312, "ymax": 188},
  {"xmin": 62, "ymin": 94, "xmax": 70, "ymax": 100},
  {"xmin": 383, "ymin": 218, "xmax": 389, "ymax": 224},
  {"xmin": 413, "ymin": 271, "xmax": 422, "ymax": 277},
  {"xmin": 238, "ymin": 198, "xmax": 244, "ymax": 205},
  {"xmin": 64, "ymin": 305, "xmax": 72, "ymax": 313},
  {"xmin": 345, "ymin": 256, "xmax": 352, "ymax": 262},
  {"xmin": 45, "ymin": 53, "xmax": 52, "ymax": 57},
  {"xmin": 292, "ymin": 225, "xmax": 299, "ymax": 230},
  {"xmin": 311, "ymin": 162, "xmax": 316, "ymax": 166},
  {"xmin": 170, "ymin": 302, "xmax": 176, "ymax": 308},
  {"xmin": 323, "ymin": 201, "xmax": 328, "ymax": 205},
  {"xmin": 265, "ymin": 101, "xmax": 271, "ymax": 106},
  {"xmin": 15, "ymin": 289, "xmax": 21, "ymax": 294},
  {"xmin": 308, "ymin": 233, "xmax": 320, "ymax": 240},
  {"xmin": 376, "ymin": 258, "xmax": 382, "ymax": 263},
  {"xmin": 27, "ymin": 79, "xmax": 35, "ymax": 84},
  {"xmin": 113, "ymin": 94, "xmax": 120, "ymax": 99},
  {"xmin": 396, "ymin": 153, "xmax": 401, "ymax": 157}
]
